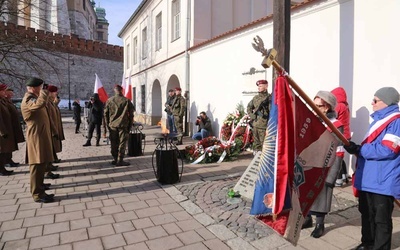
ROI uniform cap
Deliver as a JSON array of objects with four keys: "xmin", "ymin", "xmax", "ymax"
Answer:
[
  {"xmin": 175, "ymin": 87, "xmax": 182, "ymax": 91},
  {"xmin": 256, "ymin": 80, "xmax": 268, "ymax": 86},
  {"xmin": 374, "ymin": 87, "xmax": 400, "ymax": 106},
  {"xmin": 316, "ymin": 91, "xmax": 337, "ymax": 110},
  {"xmin": 0, "ymin": 84, "xmax": 7, "ymax": 91},
  {"xmin": 48, "ymin": 85, "xmax": 58, "ymax": 93},
  {"xmin": 26, "ymin": 77, "xmax": 44, "ymax": 87}
]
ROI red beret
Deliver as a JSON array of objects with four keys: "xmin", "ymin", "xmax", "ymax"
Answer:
[
  {"xmin": 0, "ymin": 84, "xmax": 7, "ymax": 91},
  {"xmin": 48, "ymin": 85, "xmax": 58, "ymax": 92},
  {"xmin": 175, "ymin": 87, "xmax": 182, "ymax": 91},
  {"xmin": 256, "ymin": 80, "xmax": 268, "ymax": 86}
]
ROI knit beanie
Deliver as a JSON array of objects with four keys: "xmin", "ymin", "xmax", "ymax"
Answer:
[
  {"xmin": 316, "ymin": 91, "xmax": 337, "ymax": 110},
  {"xmin": 374, "ymin": 87, "xmax": 400, "ymax": 106}
]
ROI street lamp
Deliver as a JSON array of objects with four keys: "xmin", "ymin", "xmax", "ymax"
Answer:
[{"xmin": 67, "ymin": 54, "xmax": 75, "ymax": 110}]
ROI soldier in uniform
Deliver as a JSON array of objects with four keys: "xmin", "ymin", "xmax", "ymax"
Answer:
[
  {"xmin": 21, "ymin": 77, "xmax": 55, "ymax": 203},
  {"xmin": 246, "ymin": 79, "xmax": 271, "ymax": 153},
  {"xmin": 104, "ymin": 85, "xmax": 135, "ymax": 166},
  {"xmin": 4, "ymin": 86, "xmax": 25, "ymax": 167},
  {"xmin": 43, "ymin": 85, "xmax": 62, "ymax": 179},
  {"xmin": 0, "ymin": 84, "xmax": 16, "ymax": 176},
  {"xmin": 171, "ymin": 87, "xmax": 186, "ymax": 145},
  {"xmin": 164, "ymin": 89, "xmax": 176, "ymax": 133}
]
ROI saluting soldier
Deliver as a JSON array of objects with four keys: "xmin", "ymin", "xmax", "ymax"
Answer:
[
  {"xmin": 171, "ymin": 87, "xmax": 186, "ymax": 145},
  {"xmin": 4, "ymin": 86, "xmax": 25, "ymax": 167},
  {"xmin": 104, "ymin": 85, "xmax": 135, "ymax": 166},
  {"xmin": 0, "ymin": 84, "xmax": 16, "ymax": 176},
  {"xmin": 247, "ymin": 79, "xmax": 271, "ymax": 153},
  {"xmin": 43, "ymin": 85, "xmax": 62, "ymax": 179},
  {"xmin": 21, "ymin": 77, "xmax": 55, "ymax": 203}
]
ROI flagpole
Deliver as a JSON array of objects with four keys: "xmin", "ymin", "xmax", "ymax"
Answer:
[{"xmin": 252, "ymin": 36, "xmax": 349, "ymax": 146}]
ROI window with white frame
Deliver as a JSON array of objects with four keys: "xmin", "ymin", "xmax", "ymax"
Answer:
[
  {"xmin": 171, "ymin": 0, "xmax": 180, "ymax": 41},
  {"xmin": 126, "ymin": 43, "xmax": 130, "ymax": 69},
  {"xmin": 142, "ymin": 27, "xmax": 148, "ymax": 59},
  {"xmin": 155, "ymin": 12, "xmax": 162, "ymax": 51},
  {"xmin": 133, "ymin": 36, "xmax": 138, "ymax": 64}
]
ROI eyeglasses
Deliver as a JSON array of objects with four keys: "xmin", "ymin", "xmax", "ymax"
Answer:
[{"xmin": 372, "ymin": 99, "xmax": 382, "ymax": 104}]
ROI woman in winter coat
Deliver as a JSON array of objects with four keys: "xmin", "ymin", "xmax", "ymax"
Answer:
[
  {"xmin": 72, "ymin": 99, "xmax": 82, "ymax": 134},
  {"xmin": 302, "ymin": 91, "xmax": 344, "ymax": 238}
]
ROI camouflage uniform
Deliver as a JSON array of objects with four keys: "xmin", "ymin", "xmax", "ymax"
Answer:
[
  {"xmin": 104, "ymin": 93, "xmax": 135, "ymax": 165},
  {"xmin": 247, "ymin": 91, "xmax": 271, "ymax": 151},
  {"xmin": 171, "ymin": 93, "xmax": 186, "ymax": 142}
]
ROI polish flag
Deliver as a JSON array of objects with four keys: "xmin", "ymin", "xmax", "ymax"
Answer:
[
  {"xmin": 125, "ymin": 75, "xmax": 132, "ymax": 100},
  {"xmin": 94, "ymin": 73, "xmax": 108, "ymax": 103},
  {"xmin": 121, "ymin": 73, "xmax": 127, "ymax": 94}
]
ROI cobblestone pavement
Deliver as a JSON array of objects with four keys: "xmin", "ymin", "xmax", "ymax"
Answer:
[{"xmin": 0, "ymin": 115, "xmax": 399, "ymax": 250}]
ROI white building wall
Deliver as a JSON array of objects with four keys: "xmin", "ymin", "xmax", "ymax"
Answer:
[{"xmin": 190, "ymin": 0, "xmax": 400, "ymax": 172}]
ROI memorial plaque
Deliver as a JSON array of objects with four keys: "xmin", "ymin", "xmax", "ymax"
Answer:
[{"xmin": 233, "ymin": 151, "xmax": 261, "ymax": 200}]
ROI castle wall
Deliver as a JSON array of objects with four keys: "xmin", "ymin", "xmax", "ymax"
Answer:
[{"xmin": 0, "ymin": 22, "xmax": 123, "ymax": 101}]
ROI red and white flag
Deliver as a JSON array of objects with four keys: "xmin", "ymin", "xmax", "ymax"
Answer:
[
  {"xmin": 121, "ymin": 73, "xmax": 127, "ymax": 94},
  {"xmin": 94, "ymin": 73, "xmax": 108, "ymax": 103},
  {"xmin": 125, "ymin": 76, "xmax": 132, "ymax": 100}
]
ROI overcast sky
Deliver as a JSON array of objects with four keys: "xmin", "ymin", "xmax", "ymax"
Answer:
[{"xmin": 99, "ymin": 0, "xmax": 142, "ymax": 46}]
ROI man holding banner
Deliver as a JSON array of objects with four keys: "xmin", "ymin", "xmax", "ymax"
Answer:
[{"xmin": 344, "ymin": 87, "xmax": 400, "ymax": 250}]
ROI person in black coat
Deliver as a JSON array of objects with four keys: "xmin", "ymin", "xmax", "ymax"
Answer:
[
  {"xmin": 83, "ymin": 93, "xmax": 103, "ymax": 146},
  {"xmin": 72, "ymin": 99, "xmax": 82, "ymax": 134}
]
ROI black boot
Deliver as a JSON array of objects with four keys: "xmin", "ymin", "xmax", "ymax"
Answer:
[
  {"xmin": 96, "ymin": 138, "xmax": 100, "ymax": 146},
  {"xmin": 311, "ymin": 224, "xmax": 324, "ymax": 238},
  {"xmin": 116, "ymin": 156, "xmax": 130, "ymax": 166},
  {"xmin": 83, "ymin": 140, "xmax": 91, "ymax": 147},
  {"xmin": 302, "ymin": 216, "xmax": 313, "ymax": 229}
]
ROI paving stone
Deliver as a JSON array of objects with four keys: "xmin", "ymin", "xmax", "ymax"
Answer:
[
  {"xmin": 86, "ymin": 200, "xmax": 104, "ymax": 209},
  {"xmin": 55, "ymin": 211, "xmax": 84, "ymax": 223},
  {"xmin": 149, "ymin": 213, "xmax": 177, "ymax": 226},
  {"xmin": 122, "ymin": 230, "xmax": 148, "ymax": 244},
  {"xmin": 174, "ymin": 242, "xmax": 209, "ymax": 250},
  {"xmin": 36, "ymin": 206, "xmax": 64, "ymax": 216},
  {"xmin": 193, "ymin": 213, "xmax": 215, "ymax": 226},
  {"xmin": 73, "ymin": 238, "xmax": 103, "ymax": 250},
  {"xmin": 23, "ymin": 214, "xmax": 54, "ymax": 227},
  {"xmin": 90, "ymin": 215, "xmax": 115, "ymax": 226},
  {"xmin": 60, "ymin": 228, "xmax": 88, "ymax": 244},
  {"xmin": 203, "ymin": 238, "xmax": 231, "ymax": 250},
  {"xmin": 113, "ymin": 221, "xmax": 135, "ymax": 233},
  {"xmin": 123, "ymin": 242, "xmax": 149, "ymax": 250},
  {"xmin": 176, "ymin": 219, "xmax": 204, "ymax": 231},
  {"xmin": 132, "ymin": 218, "xmax": 154, "ymax": 229},
  {"xmin": 176, "ymin": 230, "xmax": 204, "ymax": 245},
  {"xmin": 0, "ymin": 211, "xmax": 16, "ymax": 222},
  {"xmin": 121, "ymin": 201, "xmax": 148, "ymax": 211},
  {"xmin": 206, "ymin": 224, "xmax": 236, "ymax": 241},
  {"xmin": 162, "ymin": 223, "xmax": 183, "ymax": 235},
  {"xmin": 227, "ymin": 237, "xmax": 257, "ymax": 250},
  {"xmin": 88, "ymin": 224, "xmax": 115, "ymax": 238},
  {"xmin": 171, "ymin": 194, "xmax": 188, "ymax": 203},
  {"xmin": 145, "ymin": 235, "xmax": 183, "ymax": 250},
  {"xmin": 135, "ymin": 206, "xmax": 164, "ymax": 218},
  {"xmin": 42, "ymin": 244, "xmax": 72, "ymax": 250},
  {"xmin": 195, "ymin": 228, "xmax": 216, "ymax": 240},
  {"xmin": 0, "ymin": 204, "xmax": 19, "ymax": 213},
  {"xmin": 113, "ymin": 195, "xmax": 140, "ymax": 204},
  {"xmin": 113, "ymin": 211, "xmax": 138, "ymax": 222},
  {"xmin": 101, "ymin": 233, "xmax": 126, "ymax": 249},
  {"xmin": 29, "ymin": 234, "xmax": 60, "ymax": 249},
  {"xmin": 64, "ymin": 202, "xmax": 87, "ymax": 212},
  {"xmin": 43, "ymin": 222, "xmax": 70, "ymax": 235},
  {"xmin": 70, "ymin": 218, "xmax": 91, "ymax": 230},
  {"xmin": 26, "ymin": 225, "xmax": 43, "ymax": 238},
  {"xmin": 83, "ymin": 208, "xmax": 102, "ymax": 218},
  {"xmin": 143, "ymin": 225, "xmax": 168, "ymax": 240},
  {"xmin": 1, "ymin": 228, "xmax": 27, "ymax": 242},
  {"xmin": 3, "ymin": 239, "xmax": 29, "ymax": 250},
  {"xmin": 0, "ymin": 219, "xmax": 23, "ymax": 231},
  {"xmin": 171, "ymin": 211, "xmax": 192, "ymax": 221},
  {"xmin": 101, "ymin": 204, "xmax": 124, "ymax": 215}
]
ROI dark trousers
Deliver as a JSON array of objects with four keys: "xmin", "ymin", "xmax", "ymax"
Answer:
[
  {"xmin": 88, "ymin": 122, "xmax": 101, "ymax": 141},
  {"xmin": 358, "ymin": 191, "xmax": 394, "ymax": 250},
  {"xmin": 75, "ymin": 121, "xmax": 81, "ymax": 133},
  {"xmin": 109, "ymin": 127, "xmax": 128, "ymax": 160},
  {"xmin": 30, "ymin": 163, "xmax": 47, "ymax": 200}
]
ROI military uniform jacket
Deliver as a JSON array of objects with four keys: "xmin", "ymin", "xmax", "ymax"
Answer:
[
  {"xmin": 0, "ymin": 98, "xmax": 17, "ymax": 153},
  {"xmin": 104, "ymin": 94, "xmax": 135, "ymax": 130},
  {"xmin": 171, "ymin": 94, "xmax": 186, "ymax": 117},
  {"xmin": 21, "ymin": 90, "xmax": 54, "ymax": 164},
  {"xmin": 4, "ymin": 98, "xmax": 25, "ymax": 144},
  {"xmin": 246, "ymin": 92, "xmax": 271, "ymax": 129},
  {"xmin": 47, "ymin": 98, "xmax": 62, "ymax": 153}
]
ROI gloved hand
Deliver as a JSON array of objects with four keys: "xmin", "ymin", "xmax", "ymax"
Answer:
[{"xmin": 344, "ymin": 141, "xmax": 361, "ymax": 155}]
